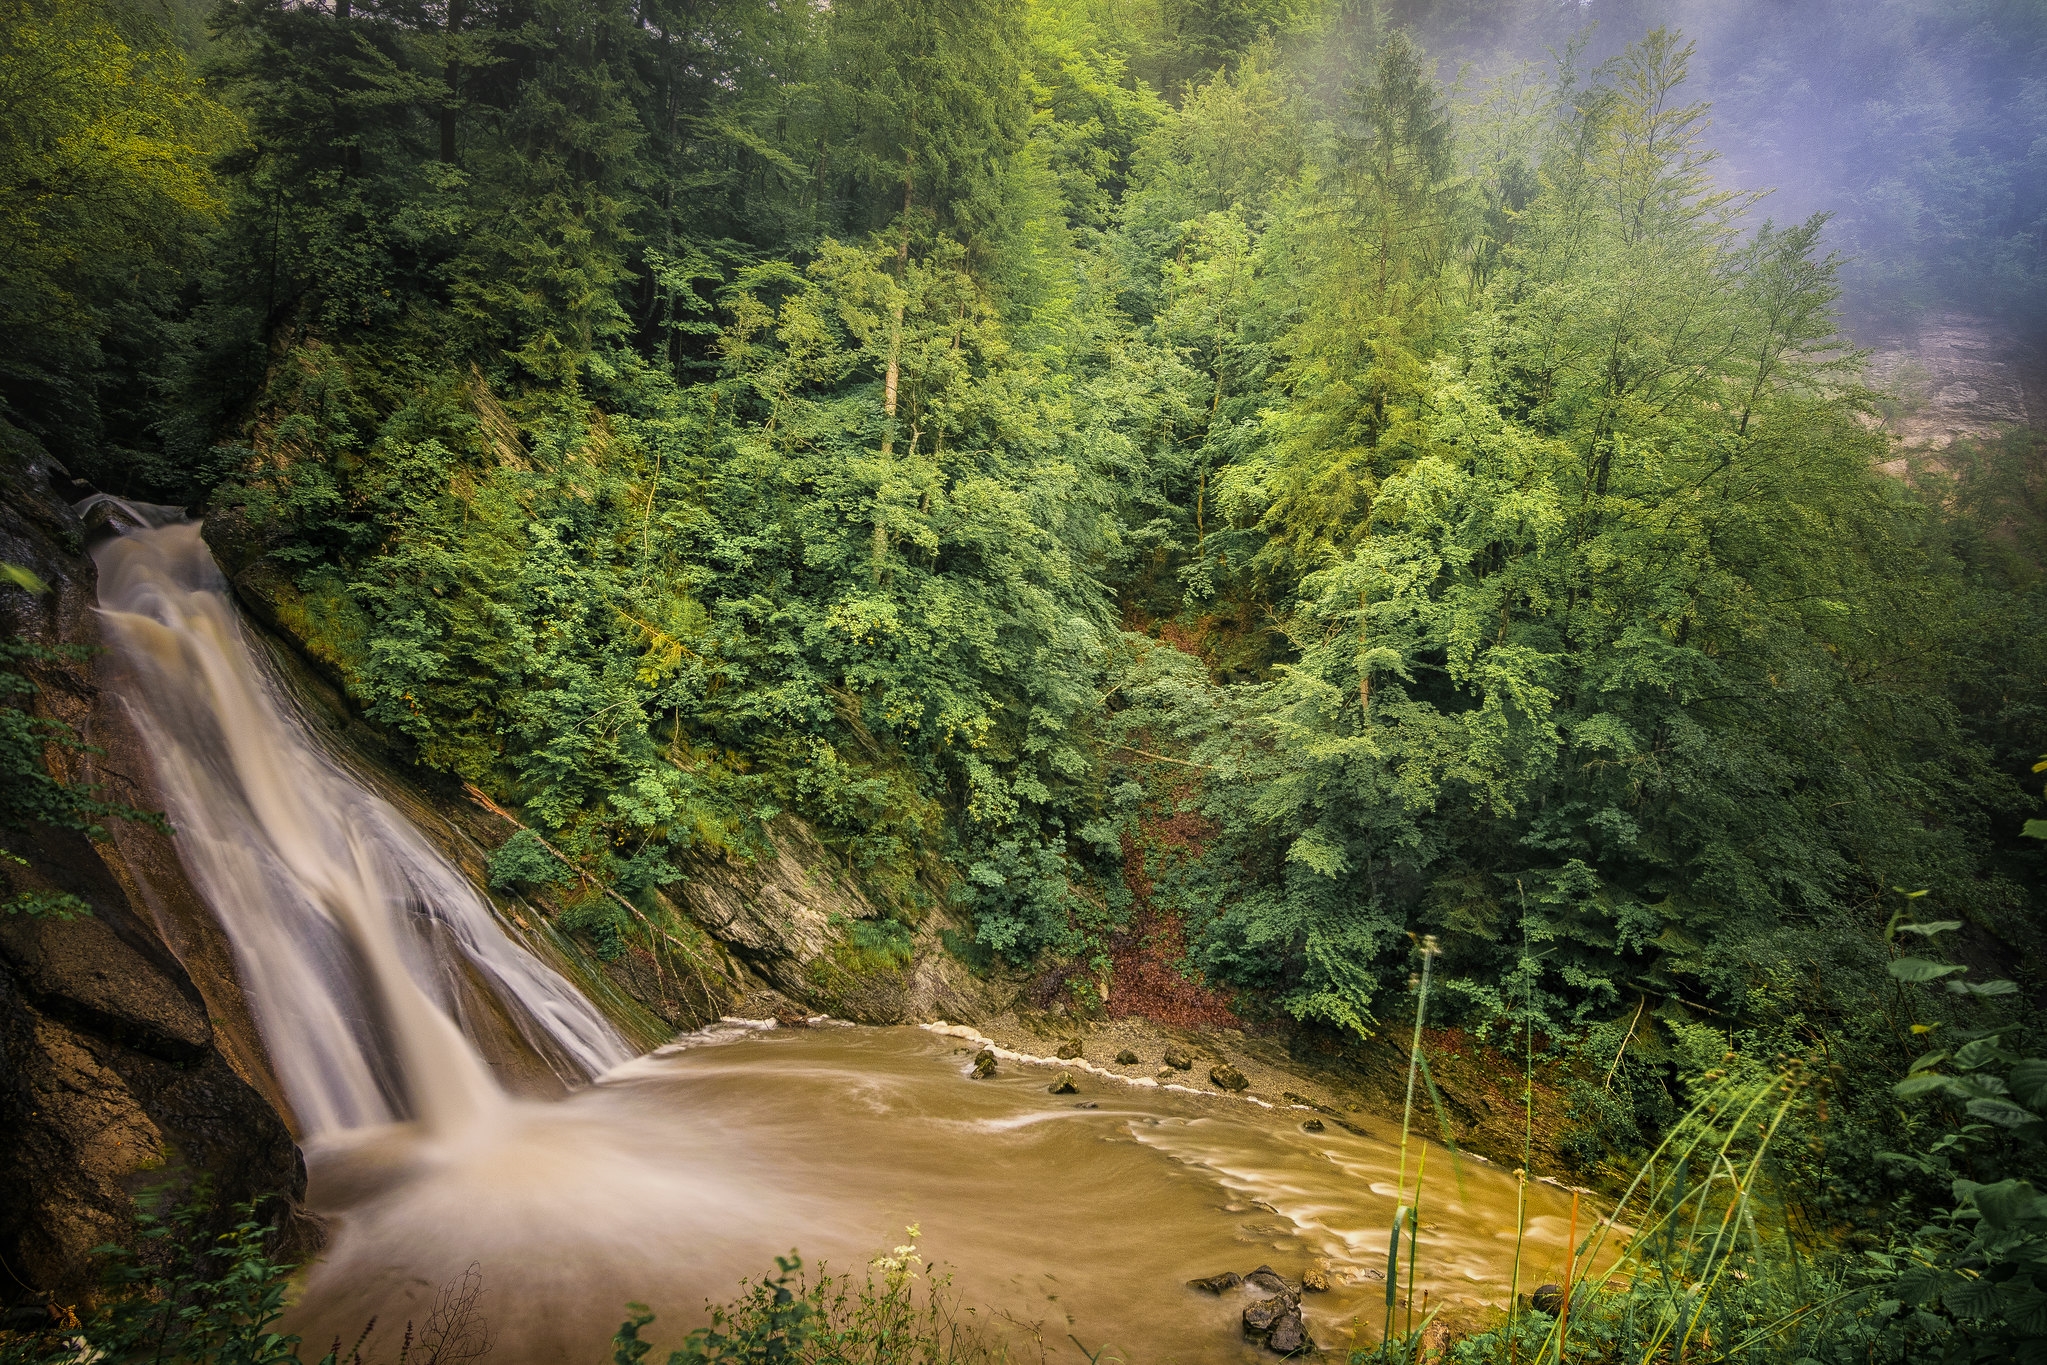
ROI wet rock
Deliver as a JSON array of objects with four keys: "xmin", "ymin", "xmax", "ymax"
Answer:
[
  {"xmin": 1188, "ymin": 1271, "xmax": 1242, "ymax": 1294},
  {"xmin": 1531, "ymin": 1283, "xmax": 1564, "ymax": 1316},
  {"xmin": 1266, "ymin": 1304, "xmax": 1310, "ymax": 1354},
  {"xmin": 1, "ymin": 460, "xmax": 313, "ymax": 1305},
  {"xmin": 1115, "ymin": 1048, "xmax": 1139, "ymax": 1065},
  {"xmin": 1302, "ymin": 1268, "xmax": 1330, "ymax": 1293},
  {"xmin": 1048, "ymin": 1070, "xmax": 1078, "ymax": 1094},
  {"xmin": 1302, "ymin": 1118, "xmax": 1325, "ymax": 1133},
  {"xmin": 1055, "ymin": 1039, "xmax": 1083, "ymax": 1060},
  {"xmin": 1243, "ymin": 1281, "xmax": 1312, "ymax": 1354},
  {"xmin": 1162, "ymin": 1046, "xmax": 1193, "ymax": 1070},
  {"xmin": 1073, "ymin": 1101, "xmax": 1097, "ymax": 1109},
  {"xmin": 1245, "ymin": 1265, "xmax": 1290, "ymax": 1294},
  {"xmin": 1210, "ymin": 1062, "xmax": 1249, "ymax": 1092},
  {"xmin": 773, "ymin": 1009, "xmax": 810, "ymax": 1028},
  {"xmin": 970, "ymin": 1048, "xmax": 997, "ymax": 1078}
]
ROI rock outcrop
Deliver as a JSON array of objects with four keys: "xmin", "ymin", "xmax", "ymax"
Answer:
[{"xmin": 0, "ymin": 438, "xmax": 310, "ymax": 1314}]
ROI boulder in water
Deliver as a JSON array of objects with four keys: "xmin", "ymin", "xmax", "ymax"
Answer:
[
  {"xmin": 1188, "ymin": 1271, "xmax": 1242, "ymax": 1294},
  {"xmin": 1531, "ymin": 1283, "xmax": 1564, "ymax": 1316},
  {"xmin": 1243, "ymin": 1285, "xmax": 1312, "ymax": 1354},
  {"xmin": 1115, "ymin": 1048, "xmax": 1140, "ymax": 1065},
  {"xmin": 1302, "ymin": 1118, "xmax": 1325, "ymax": 1133},
  {"xmin": 1302, "ymin": 1268, "xmax": 1331, "ymax": 1293},
  {"xmin": 1210, "ymin": 1062, "xmax": 1250, "ymax": 1092},
  {"xmin": 970, "ymin": 1048, "xmax": 997, "ymax": 1078},
  {"xmin": 1265, "ymin": 1303, "xmax": 1310, "ymax": 1354},
  {"xmin": 1243, "ymin": 1295, "xmax": 1292, "ymax": 1333},
  {"xmin": 1162, "ymin": 1046, "xmax": 1193, "ymax": 1070},
  {"xmin": 1055, "ymin": 1039, "xmax": 1083, "ymax": 1059},
  {"xmin": 1245, "ymin": 1265, "xmax": 1290, "ymax": 1294},
  {"xmin": 1048, "ymin": 1070, "xmax": 1078, "ymax": 1094}
]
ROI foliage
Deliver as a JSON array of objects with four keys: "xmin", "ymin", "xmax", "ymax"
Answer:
[
  {"xmin": 0, "ymin": 0, "xmax": 237, "ymax": 479},
  {"xmin": 4, "ymin": 2, "xmax": 2046, "ymax": 1359},
  {"xmin": 0, "ymin": 1195, "xmax": 302, "ymax": 1365},
  {"xmin": 0, "ymin": 628, "xmax": 162, "ymax": 919},
  {"xmin": 611, "ymin": 1229, "xmax": 1003, "ymax": 1365}
]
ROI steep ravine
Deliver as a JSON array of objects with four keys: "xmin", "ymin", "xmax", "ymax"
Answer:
[
  {"xmin": 0, "ymin": 443, "xmax": 309, "ymax": 1315},
  {"xmin": 3, "ymin": 437, "xmax": 1002, "ymax": 1312}
]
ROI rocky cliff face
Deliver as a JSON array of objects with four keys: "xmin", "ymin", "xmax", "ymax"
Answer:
[
  {"xmin": 1864, "ymin": 312, "xmax": 2042, "ymax": 463},
  {"xmin": 0, "ymin": 436, "xmax": 310, "ymax": 1319},
  {"xmin": 0, "ymin": 427, "xmax": 991, "ymax": 1315}
]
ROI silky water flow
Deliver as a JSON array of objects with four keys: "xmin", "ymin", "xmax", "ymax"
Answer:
[{"xmin": 89, "ymin": 502, "xmax": 1592, "ymax": 1363}]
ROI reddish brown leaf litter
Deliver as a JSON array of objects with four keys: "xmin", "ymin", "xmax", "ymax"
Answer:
[
  {"xmin": 1099, "ymin": 804, "xmax": 1241, "ymax": 1028},
  {"xmin": 1106, "ymin": 907, "xmax": 1241, "ymax": 1029}
]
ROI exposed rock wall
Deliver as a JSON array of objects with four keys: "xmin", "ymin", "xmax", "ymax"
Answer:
[
  {"xmin": 0, "ymin": 436, "xmax": 309, "ymax": 1315},
  {"xmin": 1864, "ymin": 312, "xmax": 2042, "ymax": 461}
]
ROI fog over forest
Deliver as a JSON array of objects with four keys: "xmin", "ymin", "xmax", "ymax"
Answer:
[{"xmin": 2, "ymin": 0, "xmax": 2044, "ymax": 1361}]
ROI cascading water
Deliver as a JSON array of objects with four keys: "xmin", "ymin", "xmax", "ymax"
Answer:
[
  {"xmin": 87, "ymin": 498, "xmax": 628, "ymax": 1137},
  {"xmin": 79, "ymin": 497, "xmax": 1591, "ymax": 1363}
]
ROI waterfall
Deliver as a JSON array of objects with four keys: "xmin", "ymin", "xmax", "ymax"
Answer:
[{"xmin": 86, "ymin": 498, "xmax": 629, "ymax": 1137}]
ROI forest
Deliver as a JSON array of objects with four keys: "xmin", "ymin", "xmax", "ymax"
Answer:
[{"xmin": 2, "ymin": 0, "xmax": 2045, "ymax": 1359}]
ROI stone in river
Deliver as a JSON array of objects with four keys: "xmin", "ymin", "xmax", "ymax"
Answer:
[
  {"xmin": 1210, "ymin": 1062, "xmax": 1250, "ymax": 1092},
  {"xmin": 1048, "ymin": 1070, "xmax": 1078, "ymax": 1094},
  {"xmin": 1073, "ymin": 1101, "xmax": 1098, "ymax": 1109},
  {"xmin": 970, "ymin": 1048, "xmax": 997, "ymax": 1078},
  {"xmin": 1302, "ymin": 1118, "xmax": 1325, "ymax": 1133},
  {"xmin": 1245, "ymin": 1265, "xmax": 1290, "ymax": 1294},
  {"xmin": 1115, "ymin": 1048, "xmax": 1140, "ymax": 1065},
  {"xmin": 1302, "ymin": 1268, "xmax": 1331, "ymax": 1293},
  {"xmin": 1265, "ymin": 1302, "xmax": 1310, "ymax": 1354},
  {"xmin": 1531, "ymin": 1283, "xmax": 1564, "ymax": 1316},
  {"xmin": 1055, "ymin": 1039, "xmax": 1084, "ymax": 1059},
  {"xmin": 1162, "ymin": 1046, "xmax": 1193, "ymax": 1070},
  {"xmin": 1243, "ymin": 1294, "xmax": 1291, "ymax": 1334},
  {"xmin": 1188, "ymin": 1271, "xmax": 1243, "ymax": 1294}
]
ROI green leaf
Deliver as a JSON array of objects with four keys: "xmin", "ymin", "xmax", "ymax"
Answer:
[
  {"xmin": 1948, "ymin": 978, "xmax": 2019, "ymax": 996},
  {"xmin": 1907, "ymin": 1050, "xmax": 1950, "ymax": 1075},
  {"xmin": 2005, "ymin": 1285, "xmax": 2047, "ymax": 1337},
  {"xmin": 1942, "ymin": 1276, "xmax": 2004, "ymax": 1320},
  {"xmin": 2009, "ymin": 1060, "xmax": 2047, "ymax": 1109},
  {"xmin": 1955, "ymin": 1037, "xmax": 2007, "ymax": 1070},
  {"xmin": 0, "ymin": 563, "xmax": 49, "ymax": 594},
  {"xmin": 1888, "ymin": 957, "xmax": 1966, "ymax": 982},
  {"xmin": 2024, "ymin": 818, "xmax": 2047, "ymax": 841},
  {"xmin": 1894, "ymin": 920, "xmax": 1963, "ymax": 937},
  {"xmin": 1895, "ymin": 1072, "xmax": 1959, "ymax": 1099},
  {"xmin": 1895, "ymin": 1264, "xmax": 1947, "ymax": 1304},
  {"xmin": 1964, "ymin": 1097, "xmax": 2038, "ymax": 1129},
  {"xmin": 1964, "ymin": 1180, "xmax": 2047, "ymax": 1230}
]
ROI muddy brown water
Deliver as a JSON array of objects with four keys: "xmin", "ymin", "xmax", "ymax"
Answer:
[
  {"xmin": 86, "ymin": 506, "xmax": 1594, "ymax": 1363},
  {"xmin": 289, "ymin": 1023, "xmax": 1591, "ymax": 1364}
]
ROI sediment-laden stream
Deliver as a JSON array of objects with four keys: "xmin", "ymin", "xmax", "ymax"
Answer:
[
  {"xmin": 291, "ymin": 1022, "xmax": 1589, "ymax": 1364},
  {"xmin": 87, "ymin": 503, "xmax": 1589, "ymax": 1363}
]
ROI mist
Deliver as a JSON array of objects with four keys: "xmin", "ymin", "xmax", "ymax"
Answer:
[{"xmin": 1364, "ymin": 0, "xmax": 2047, "ymax": 346}]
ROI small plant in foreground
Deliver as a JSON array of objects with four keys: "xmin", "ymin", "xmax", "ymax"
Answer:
[{"xmin": 611, "ymin": 1227, "xmax": 1015, "ymax": 1365}]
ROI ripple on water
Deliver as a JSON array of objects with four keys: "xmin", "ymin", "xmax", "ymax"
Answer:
[{"xmin": 287, "ymin": 1025, "xmax": 1591, "ymax": 1365}]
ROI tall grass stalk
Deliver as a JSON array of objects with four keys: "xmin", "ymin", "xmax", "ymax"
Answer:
[
  {"xmin": 1504, "ymin": 917, "xmax": 1536, "ymax": 1365},
  {"xmin": 1408, "ymin": 1141, "xmax": 1431, "ymax": 1342},
  {"xmin": 1394, "ymin": 936, "xmax": 1440, "ymax": 1207},
  {"xmin": 1500, "ymin": 1060, "xmax": 1815, "ymax": 1365}
]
